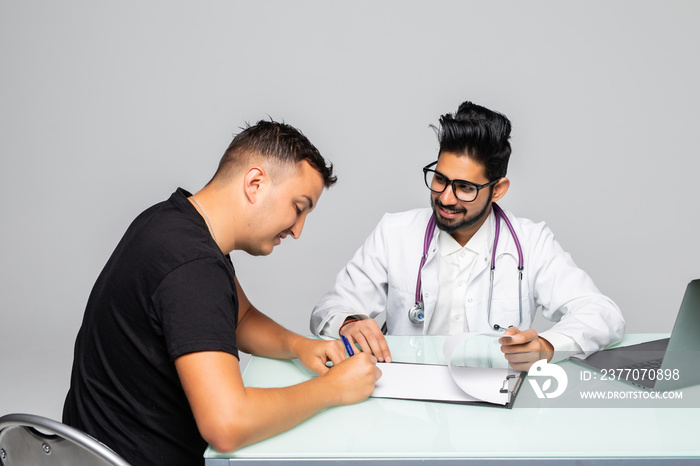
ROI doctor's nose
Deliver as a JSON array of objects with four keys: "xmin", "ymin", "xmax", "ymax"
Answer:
[{"xmin": 438, "ymin": 184, "xmax": 459, "ymax": 205}]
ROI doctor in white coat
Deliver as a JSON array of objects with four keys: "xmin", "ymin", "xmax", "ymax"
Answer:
[{"xmin": 310, "ymin": 100, "xmax": 625, "ymax": 370}]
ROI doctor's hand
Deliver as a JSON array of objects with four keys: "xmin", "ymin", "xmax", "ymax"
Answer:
[
  {"xmin": 499, "ymin": 327, "xmax": 554, "ymax": 372},
  {"xmin": 339, "ymin": 317, "xmax": 392, "ymax": 363}
]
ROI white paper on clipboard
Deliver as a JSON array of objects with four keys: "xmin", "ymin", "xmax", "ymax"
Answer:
[{"xmin": 371, "ymin": 333, "xmax": 523, "ymax": 407}]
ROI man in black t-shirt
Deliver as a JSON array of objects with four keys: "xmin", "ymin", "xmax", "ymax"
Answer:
[{"xmin": 63, "ymin": 121, "xmax": 381, "ymax": 466}]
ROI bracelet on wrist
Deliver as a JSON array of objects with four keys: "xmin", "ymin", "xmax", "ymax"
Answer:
[{"xmin": 339, "ymin": 317, "xmax": 361, "ymax": 336}]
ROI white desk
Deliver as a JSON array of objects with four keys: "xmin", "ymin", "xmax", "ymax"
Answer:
[{"xmin": 205, "ymin": 335, "xmax": 700, "ymax": 465}]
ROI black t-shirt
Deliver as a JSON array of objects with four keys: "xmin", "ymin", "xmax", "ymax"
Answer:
[{"xmin": 63, "ymin": 188, "xmax": 239, "ymax": 466}]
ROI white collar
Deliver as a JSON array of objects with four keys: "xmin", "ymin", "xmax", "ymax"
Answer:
[{"xmin": 437, "ymin": 210, "xmax": 493, "ymax": 257}]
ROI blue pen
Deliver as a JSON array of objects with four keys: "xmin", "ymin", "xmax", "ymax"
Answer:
[{"xmin": 340, "ymin": 334, "xmax": 355, "ymax": 356}]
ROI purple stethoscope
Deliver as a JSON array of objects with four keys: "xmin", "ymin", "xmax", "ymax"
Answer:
[{"xmin": 408, "ymin": 202, "xmax": 524, "ymax": 331}]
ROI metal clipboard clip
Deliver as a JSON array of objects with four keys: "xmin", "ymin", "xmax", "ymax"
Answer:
[{"xmin": 500, "ymin": 373, "xmax": 525, "ymax": 396}]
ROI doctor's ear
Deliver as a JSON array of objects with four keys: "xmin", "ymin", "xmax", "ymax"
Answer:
[
  {"xmin": 243, "ymin": 166, "xmax": 267, "ymax": 204},
  {"xmin": 491, "ymin": 177, "xmax": 510, "ymax": 203}
]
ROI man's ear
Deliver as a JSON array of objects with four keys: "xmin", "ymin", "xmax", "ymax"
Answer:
[
  {"xmin": 492, "ymin": 177, "xmax": 510, "ymax": 203},
  {"xmin": 243, "ymin": 166, "xmax": 266, "ymax": 204}
]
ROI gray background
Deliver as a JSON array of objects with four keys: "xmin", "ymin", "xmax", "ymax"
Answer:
[{"xmin": 1, "ymin": 0, "xmax": 698, "ymax": 421}]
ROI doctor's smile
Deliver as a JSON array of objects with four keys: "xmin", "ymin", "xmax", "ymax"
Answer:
[{"xmin": 434, "ymin": 201, "xmax": 466, "ymax": 219}]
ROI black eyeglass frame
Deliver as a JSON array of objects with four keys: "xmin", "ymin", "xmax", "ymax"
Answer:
[{"xmin": 422, "ymin": 161, "xmax": 500, "ymax": 202}]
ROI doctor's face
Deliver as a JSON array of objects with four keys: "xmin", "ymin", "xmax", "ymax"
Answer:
[{"xmin": 429, "ymin": 152, "xmax": 494, "ymax": 236}]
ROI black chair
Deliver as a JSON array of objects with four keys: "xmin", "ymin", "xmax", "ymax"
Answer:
[{"xmin": 0, "ymin": 413, "xmax": 131, "ymax": 466}]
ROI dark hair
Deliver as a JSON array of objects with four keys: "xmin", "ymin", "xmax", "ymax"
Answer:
[
  {"xmin": 435, "ymin": 100, "xmax": 512, "ymax": 181},
  {"xmin": 213, "ymin": 120, "xmax": 337, "ymax": 187}
]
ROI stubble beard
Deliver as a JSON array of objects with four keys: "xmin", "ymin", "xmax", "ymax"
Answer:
[{"xmin": 431, "ymin": 190, "xmax": 493, "ymax": 234}]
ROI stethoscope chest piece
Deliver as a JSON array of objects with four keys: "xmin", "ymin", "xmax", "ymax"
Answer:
[{"xmin": 408, "ymin": 302, "xmax": 425, "ymax": 324}]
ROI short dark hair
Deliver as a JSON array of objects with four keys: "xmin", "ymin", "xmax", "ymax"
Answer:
[
  {"xmin": 213, "ymin": 120, "xmax": 337, "ymax": 188},
  {"xmin": 435, "ymin": 100, "xmax": 512, "ymax": 181}
]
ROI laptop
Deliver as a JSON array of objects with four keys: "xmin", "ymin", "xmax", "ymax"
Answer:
[{"xmin": 573, "ymin": 279, "xmax": 700, "ymax": 391}]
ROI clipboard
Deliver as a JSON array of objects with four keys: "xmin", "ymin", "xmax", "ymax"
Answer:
[
  {"xmin": 370, "ymin": 332, "xmax": 527, "ymax": 409},
  {"xmin": 371, "ymin": 361, "xmax": 525, "ymax": 409}
]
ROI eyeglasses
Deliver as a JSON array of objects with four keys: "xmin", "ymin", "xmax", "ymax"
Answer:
[{"xmin": 423, "ymin": 161, "xmax": 500, "ymax": 202}]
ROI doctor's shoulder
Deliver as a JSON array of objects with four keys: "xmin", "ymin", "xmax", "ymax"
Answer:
[
  {"xmin": 508, "ymin": 212, "xmax": 568, "ymax": 257},
  {"xmin": 373, "ymin": 208, "xmax": 433, "ymax": 251}
]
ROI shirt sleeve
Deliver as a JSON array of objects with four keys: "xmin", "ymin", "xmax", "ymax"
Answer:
[{"xmin": 151, "ymin": 257, "xmax": 239, "ymax": 361}]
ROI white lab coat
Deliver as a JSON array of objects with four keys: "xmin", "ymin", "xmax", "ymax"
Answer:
[{"xmin": 310, "ymin": 207, "xmax": 625, "ymax": 357}]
